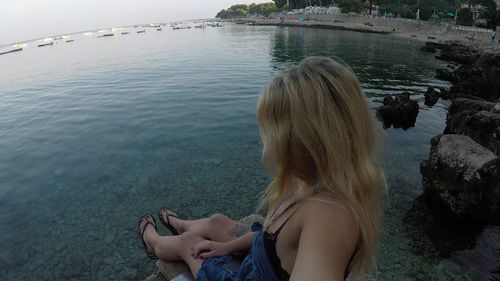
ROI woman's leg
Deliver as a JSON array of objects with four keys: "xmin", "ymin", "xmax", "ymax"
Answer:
[
  {"xmin": 162, "ymin": 212, "xmax": 251, "ymax": 242},
  {"xmin": 142, "ymin": 220, "xmax": 205, "ymax": 277}
]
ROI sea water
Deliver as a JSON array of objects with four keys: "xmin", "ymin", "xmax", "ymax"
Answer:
[{"xmin": 0, "ymin": 24, "xmax": 486, "ymax": 280}]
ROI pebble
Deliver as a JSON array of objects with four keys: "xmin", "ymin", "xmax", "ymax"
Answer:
[
  {"xmin": 104, "ymin": 232, "xmax": 114, "ymax": 243},
  {"xmin": 103, "ymin": 256, "xmax": 115, "ymax": 265},
  {"xmin": 62, "ymin": 262, "xmax": 82, "ymax": 278},
  {"xmin": 123, "ymin": 266, "xmax": 138, "ymax": 279}
]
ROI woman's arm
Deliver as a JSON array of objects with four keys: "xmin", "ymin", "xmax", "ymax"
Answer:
[
  {"xmin": 227, "ymin": 231, "xmax": 255, "ymax": 252},
  {"xmin": 192, "ymin": 232, "xmax": 255, "ymax": 259},
  {"xmin": 290, "ymin": 203, "xmax": 358, "ymax": 281}
]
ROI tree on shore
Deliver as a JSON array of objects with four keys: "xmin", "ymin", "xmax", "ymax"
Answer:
[
  {"xmin": 218, "ymin": 0, "xmax": 499, "ymax": 27},
  {"xmin": 216, "ymin": 2, "xmax": 284, "ymax": 18},
  {"xmin": 280, "ymin": 0, "xmax": 334, "ymax": 9},
  {"xmin": 274, "ymin": 0, "xmax": 288, "ymax": 8},
  {"xmin": 477, "ymin": 0, "xmax": 499, "ymax": 28},
  {"xmin": 338, "ymin": 0, "xmax": 363, "ymax": 13},
  {"xmin": 457, "ymin": 7, "xmax": 474, "ymax": 25}
]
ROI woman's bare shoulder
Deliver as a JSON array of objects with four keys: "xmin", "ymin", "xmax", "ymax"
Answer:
[
  {"xmin": 299, "ymin": 195, "xmax": 359, "ymax": 243},
  {"xmin": 290, "ymin": 197, "xmax": 359, "ymax": 280}
]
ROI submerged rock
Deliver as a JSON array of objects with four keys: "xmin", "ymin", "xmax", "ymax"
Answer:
[
  {"xmin": 420, "ymin": 41, "xmax": 448, "ymax": 54},
  {"xmin": 376, "ymin": 93, "xmax": 419, "ymax": 130},
  {"xmin": 404, "ymin": 195, "xmax": 483, "ymax": 258},
  {"xmin": 439, "ymin": 87, "xmax": 451, "ymax": 100},
  {"xmin": 445, "ymin": 98, "xmax": 500, "ymax": 155},
  {"xmin": 435, "ymin": 67, "xmax": 458, "ymax": 83},
  {"xmin": 422, "ymin": 41, "xmax": 479, "ymax": 64},
  {"xmin": 436, "ymin": 43, "xmax": 478, "ymax": 65},
  {"xmin": 420, "ymin": 134, "xmax": 500, "ymax": 225},
  {"xmin": 424, "ymin": 87, "xmax": 440, "ymax": 106}
]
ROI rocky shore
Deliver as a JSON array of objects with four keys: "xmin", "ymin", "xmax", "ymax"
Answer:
[
  {"xmin": 232, "ymin": 18, "xmax": 391, "ymax": 35},
  {"xmin": 413, "ymin": 41, "xmax": 500, "ymax": 279},
  {"xmin": 419, "ymin": 41, "xmax": 500, "ymax": 224}
]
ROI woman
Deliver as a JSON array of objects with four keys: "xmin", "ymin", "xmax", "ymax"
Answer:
[{"xmin": 138, "ymin": 57, "xmax": 385, "ymax": 281}]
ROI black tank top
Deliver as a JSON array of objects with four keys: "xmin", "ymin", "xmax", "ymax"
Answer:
[{"xmin": 263, "ymin": 201, "xmax": 356, "ymax": 281}]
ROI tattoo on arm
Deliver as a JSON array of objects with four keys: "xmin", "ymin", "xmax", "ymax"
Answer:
[{"xmin": 228, "ymin": 224, "xmax": 251, "ymax": 238}]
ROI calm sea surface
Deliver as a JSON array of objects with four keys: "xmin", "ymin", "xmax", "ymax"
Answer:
[{"xmin": 0, "ymin": 24, "xmax": 484, "ymax": 280}]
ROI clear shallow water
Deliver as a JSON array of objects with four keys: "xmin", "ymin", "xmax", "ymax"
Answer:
[{"xmin": 0, "ymin": 24, "xmax": 476, "ymax": 280}]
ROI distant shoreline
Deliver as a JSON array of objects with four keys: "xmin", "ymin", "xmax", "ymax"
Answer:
[
  {"xmin": 227, "ymin": 15, "xmax": 495, "ymax": 46},
  {"xmin": 248, "ymin": 19, "xmax": 391, "ymax": 35},
  {"xmin": 0, "ymin": 18, "xmax": 221, "ymax": 48}
]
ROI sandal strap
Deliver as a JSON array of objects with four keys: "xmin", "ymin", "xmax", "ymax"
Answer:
[
  {"xmin": 140, "ymin": 221, "xmax": 156, "ymax": 239},
  {"xmin": 159, "ymin": 208, "xmax": 179, "ymax": 235},
  {"xmin": 162, "ymin": 209, "xmax": 177, "ymax": 218},
  {"xmin": 138, "ymin": 215, "xmax": 158, "ymax": 260}
]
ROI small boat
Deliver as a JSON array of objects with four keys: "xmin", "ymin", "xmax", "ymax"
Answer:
[
  {"xmin": 157, "ymin": 28, "xmax": 162, "ymax": 31},
  {"xmin": 0, "ymin": 48, "xmax": 23, "ymax": 56},
  {"xmin": 194, "ymin": 25, "xmax": 206, "ymax": 29},
  {"xmin": 66, "ymin": 39, "xmax": 74, "ymax": 43},
  {"xmin": 137, "ymin": 30, "xmax": 146, "ymax": 33},
  {"xmin": 173, "ymin": 24, "xmax": 191, "ymax": 30},
  {"xmin": 38, "ymin": 42, "xmax": 54, "ymax": 47},
  {"xmin": 97, "ymin": 33, "xmax": 114, "ymax": 38},
  {"xmin": 121, "ymin": 32, "xmax": 130, "ymax": 35}
]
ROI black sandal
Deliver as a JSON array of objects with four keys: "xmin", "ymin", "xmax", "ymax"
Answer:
[
  {"xmin": 137, "ymin": 214, "xmax": 159, "ymax": 260},
  {"xmin": 159, "ymin": 208, "xmax": 179, "ymax": 235}
]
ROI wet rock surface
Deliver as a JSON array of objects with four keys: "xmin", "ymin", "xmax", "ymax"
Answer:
[
  {"xmin": 376, "ymin": 93, "xmax": 419, "ymax": 130},
  {"xmin": 420, "ymin": 43, "xmax": 500, "ymax": 226},
  {"xmin": 445, "ymin": 98, "xmax": 500, "ymax": 155},
  {"xmin": 420, "ymin": 134, "xmax": 500, "ymax": 225},
  {"xmin": 416, "ymin": 43, "xmax": 500, "ymax": 278},
  {"xmin": 421, "ymin": 41, "xmax": 479, "ymax": 65},
  {"xmin": 404, "ymin": 195, "xmax": 484, "ymax": 258},
  {"xmin": 431, "ymin": 44, "xmax": 500, "ymax": 101},
  {"xmin": 424, "ymin": 87, "xmax": 440, "ymax": 106}
]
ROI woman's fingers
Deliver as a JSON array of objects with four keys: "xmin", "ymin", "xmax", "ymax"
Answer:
[
  {"xmin": 198, "ymin": 251, "xmax": 215, "ymax": 259},
  {"xmin": 192, "ymin": 240, "xmax": 212, "ymax": 258}
]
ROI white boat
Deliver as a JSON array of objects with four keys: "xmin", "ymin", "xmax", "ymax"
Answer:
[{"xmin": 173, "ymin": 24, "xmax": 191, "ymax": 30}]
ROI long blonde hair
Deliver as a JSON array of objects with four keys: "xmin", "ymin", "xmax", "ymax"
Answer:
[{"xmin": 257, "ymin": 56, "xmax": 385, "ymax": 278}]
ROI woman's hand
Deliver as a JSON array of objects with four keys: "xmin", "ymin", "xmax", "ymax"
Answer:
[{"xmin": 191, "ymin": 240, "xmax": 231, "ymax": 259}]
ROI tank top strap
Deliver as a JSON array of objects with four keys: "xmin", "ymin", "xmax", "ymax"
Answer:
[{"xmin": 272, "ymin": 203, "xmax": 302, "ymax": 237}]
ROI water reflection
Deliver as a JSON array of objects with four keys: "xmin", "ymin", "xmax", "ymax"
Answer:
[{"xmin": 269, "ymin": 26, "xmax": 449, "ymax": 98}]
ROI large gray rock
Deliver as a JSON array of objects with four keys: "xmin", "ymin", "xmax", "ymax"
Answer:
[
  {"xmin": 420, "ymin": 134, "xmax": 500, "ymax": 225},
  {"xmin": 445, "ymin": 98, "xmax": 500, "ymax": 155}
]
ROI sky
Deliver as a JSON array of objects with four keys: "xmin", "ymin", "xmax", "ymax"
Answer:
[{"xmin": 0, "ymin": 0, "xmax": 268, "ymax": 45}]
